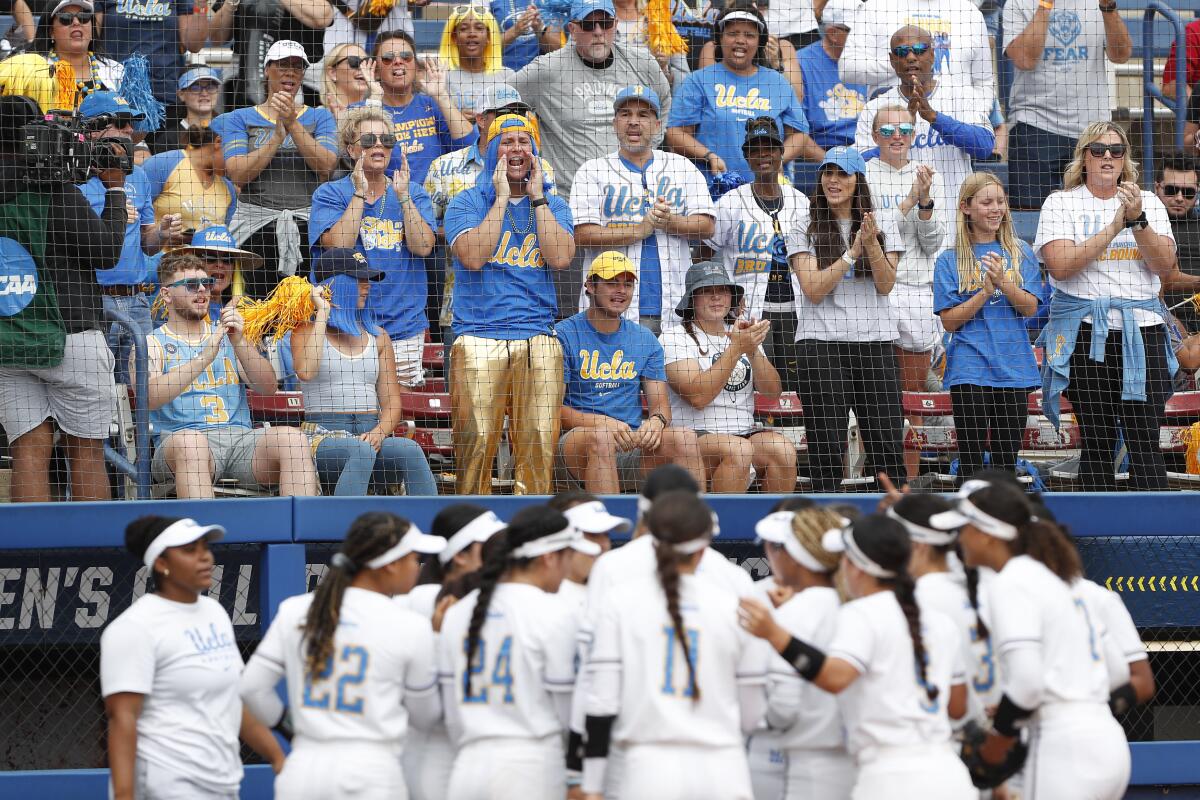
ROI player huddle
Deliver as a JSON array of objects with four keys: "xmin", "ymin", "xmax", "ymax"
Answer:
[{"xmin": 100, "ymin": 468, "xmax": 1150, "ymax": 800}]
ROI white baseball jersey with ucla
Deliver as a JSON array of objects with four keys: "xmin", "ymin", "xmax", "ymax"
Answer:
[
  {"xmin": 100, "ymin": 594, "xmax": 245, "ymax": 793},
  {"xmin": 245, "ymin": 588, "xmax": 438, "ymax": 750},
  {"xmin": 571, "ymin": 150, "xmax": 715, "ymax": 323},
  {"xmin": 916, "ymin": 570, "xmax": 1000, "ymax": 720},
  {"xmin": 438, "ymin": 583, "xmax": 580, "ymax": 745},
  {"xmin": 1074, "ymin": 578, "xmax": 1147, "ymax": 666},
  {"xmin": 766, "ymin": 586, "xmax": 846, "ymax": 751}
]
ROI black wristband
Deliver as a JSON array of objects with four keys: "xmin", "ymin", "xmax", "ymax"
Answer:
[
  {"xmin": 781, "ymin": 636, "xmax": 826, "ymax": 682},
  {"xmin": 272, "ymin": 715, "xmax": 294, "ymax": 742},
  {"xmin": 1129, "ymin": 211, "xmax": 1149, "ymax": 231},
  {"xmin": 993, "ymin": 694, "xmax": 1034, "ymax": 737},
  {"xmin": 566, "ymin": 729, "xmax": 585, "ymax": 772},
  {"xmin": 918, "ymin": 199, "xmax": 935, "ymax": 210},
  {"xmin": 530, "ymin": 197, "xmax": 549, "ymax": 208},
  {"xmin": 584, "ymin": 715, "xmax": 615, "ymax": 759},
  {"xmin": 1109, "ymin": 682, "xmax": 1138, "ymax": 716}
]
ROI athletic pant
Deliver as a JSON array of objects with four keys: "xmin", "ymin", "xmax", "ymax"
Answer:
[
  {"xmin": 1062, "ymin": 323, "xmax": 1171, "ymax": 491},
  {"xmin": 1022, "ymin": 703, "xmax": 1130, "ymax": 800},
  {"xmin": 446, "ymin": 735, "xmax": 564, "ymax": 800},
  {"xmin": 762, "ymin": 308, "xmax": 800, "ymax": 396},
  {"xmin": 795, "ymin": 340, "xmax": 905, "ymax": 492},
  {"xmin": 948, "ymin": 385, "xmax": 1029, "ymax": 480},
  {"xmin": 401, "ymin": 721, "xmax": 455, "ymax": 800},
  {"xmin": 851, "ymin": 744, "xmax": 974, "ymax": 800},
  {"xmin": 746, "ymin": 730, "xmax": 786, "ymax": 800},
  {"xmin": 449, "ymin": 334, "xmax": 564, "ymax": 495},
  {"xmin": 784, "ymin": 747, "xmax": 855, "ymax": 800},
  {"xmin": 275, "ymin": 740, "xmax": 405, "ymax": 800},
  {"xmin": 618, "ymin": 743, "xmax": 753, "ymax": 800}
]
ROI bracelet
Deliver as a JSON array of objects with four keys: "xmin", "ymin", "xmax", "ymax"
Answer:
[
  {"xmin": 530, "ymin": 197, "xmax": 548, "ymax": 208},
  {"xmin": 1099, "ymin": 1, "xmax": 1117, "ymax": 11},
  {"xmin": 702, "ymin": 150, "xmax": 714, "ymax": 162},
  {"xmin": 649, "ymin": 412, "xmax": 668, "ymax": 427},
  {"xmin": 839, "ymin": 251, "xmax": 854, "ymax": 267},
  {"xmin": 353, "ymin": 193, "xmax": 366, "ymax": 201},
  {"xmin": 917, "ymin": 199, "xmax": 935, "ymax": 210},
  {"xmin": 396, "ymin": 194, "xmax": 411, "ymax": 204}
]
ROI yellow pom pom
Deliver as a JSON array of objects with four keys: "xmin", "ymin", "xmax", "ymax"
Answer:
[
  {"xmin": 1190, "ymin": 292, "xmax": 1200, "ymax": 315},
  {"xmin": 647, "ymin": 0, "xmax": 688, "ymax": 57},
  {"xmin": 54, "ymin": 61, "xmax": 77, "ymax": 111},
  {"xmin": 237, "ymin": 276, "xmax": 320, "ymax": 347}
]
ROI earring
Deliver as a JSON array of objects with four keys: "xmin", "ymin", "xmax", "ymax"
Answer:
[{"xmin": 163, "ymin": 569, "xmax": 170, "ymax": 577}]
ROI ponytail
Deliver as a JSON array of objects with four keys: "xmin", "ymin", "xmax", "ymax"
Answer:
[
  {"xmin": 655, "ymin": 540, "xmax": 700, "ymax": 702},
  {"xmin": 893, "ymin": 567, "xmax": 938, "ymax": 704},
  {"xmin": 1015, "ymin": 518, "xmax": 1082, "ymax": 582},
  {"xmin": 962, "ymin": 558, "xmax": 989, "ymax": 641}
]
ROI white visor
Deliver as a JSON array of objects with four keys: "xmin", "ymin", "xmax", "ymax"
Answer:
[
  {"xmin": 756, "ymin": 511, "xmax": 832, "ymax": 574},
  {"xmin": 143, "ymin": 518, "xmax": 225, "ymax": 569},
  {"xmin": 564, "ymin": 501, "xmax": 632, "ymax": 536},
  {"xmin": 821, "ymin": 525, "xmax": 897, "ymax": 579},
  {"xmin": 887, "ymin": 506, "xmax": 958, "ymax": 547},
  {"xmin": 367, "ymin": 524, "xmax": 447, "ymax": 569},
  {"xmin": 720, "ymin": 10, "xmax": 766, "ymax": 30},
  {"xmin": 929, "ymin": 499, "xmax": 1018, "ymax": 542},
  {"xmin": 439, "ymin": 511, "xmax": 507, "ymax": 564},
  {"xmin": 510, "ymin": 521, "xmax": 602, "ymax": 560},
  {"xmin": 653, "ymin": 536, "xmax": 710, "ymax": 555}
]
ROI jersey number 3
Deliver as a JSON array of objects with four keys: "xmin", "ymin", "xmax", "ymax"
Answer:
[{"xmin": 302, "ymin": 645, "xmax": 369, "ymax": 714}]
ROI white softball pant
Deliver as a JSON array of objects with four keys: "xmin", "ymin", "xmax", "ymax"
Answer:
[
  {"xmin": 785, "ymin": 747, "xmax": 855, "ymax": 800},
  {"xmin": 1021, "ymin": 703, "xmax": 1130, "ymax": 800},
  {"xmin": 852, "ymin": 744, "xmax": 976, "ymax": 800},
  {"xmin": 446, "ymin": 734, "xmax": 565, "ymax": 800},
  {"xmin": 747, "ymin": 731, "xmax": 786, "ymax": 800},
  {"xmin": 402, "ymin": 721, "xmax": 456, "ymax": 800},
  {"xmin": 617, "ymin": 743, "xmax": 754, "ymax": 800},
  {"xmin": 275, "ymin": 739, "xmax": 406, "ymax": 800}
]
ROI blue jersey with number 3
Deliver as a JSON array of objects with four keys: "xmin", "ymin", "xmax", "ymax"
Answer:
[{"xmin": 148, "ymin": 324, "xmax": 251, "ymax": 440}]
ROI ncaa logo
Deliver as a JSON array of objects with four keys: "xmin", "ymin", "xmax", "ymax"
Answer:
[{"xmin": 0, "ymin": 237, "xmax": 38, "ymax": 318}]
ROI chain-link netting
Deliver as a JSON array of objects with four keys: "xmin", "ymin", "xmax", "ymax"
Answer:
[
  {"xmin": 0, "ymin": 543, "xmax": 261, "ymax": 770},
  {"xmin": 0, "ymin": 0, "xmax": 1198, "ymax": 504}
]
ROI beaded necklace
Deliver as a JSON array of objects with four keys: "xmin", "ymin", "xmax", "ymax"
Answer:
[{"xmin": 49, "ymin": 50, "xmax": 104, "ymax": 100}]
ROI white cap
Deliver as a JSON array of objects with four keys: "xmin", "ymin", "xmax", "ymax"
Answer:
[
  {"xmin": 510, "ymin": 521, "xmax": 602, "ymax": 559},
  {"xmin": 51, "ymin": 0, "xmax": 93, "ymax": 15},
  {"xmin": 264, "ymin": 40, "xmax": 311, "ymax": 66},
  {"xmin": 366, "ymin": 523, "xmax": 446, "ymax": 569},
  {"xmin": 439, "ymin": 511, "xmax": 508, "ymax": 565},
  {"xmin": 142, "ymin": 518, "xmax": 225, "ymax": 569},
  {"xmin": 756, "ymin": 511, "xmax": 834, "ymax": 573},
  {"xmin": 563, "ymin": 501, "xmax": 631, "ymax": 536},
  {"xmin": 820, "ymin": 0, "xmax": 857, "ymax": 29},
  {"xmin": 929, "ymin": 499, "xmax": 1019, "ymax": 542},
  {"xmin": 821, "ymin": 524, "xmax": 897, "ymax": 579},
  {"xmin": 886, "ymin": 506, "xmax": 958, "ymax": 547}
]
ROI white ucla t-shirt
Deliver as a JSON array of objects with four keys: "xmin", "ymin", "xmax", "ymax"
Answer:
[
  {"xmin": 100, "ymin": 594, "xmax": 244, "ymax": 792},
  {"xmin": 660, "ymin": 325, "xmax": 761, "ymax": 436},
  {"xmin": 1033, "ymin": 185, "xmax": 1176, "ymax": 328}
]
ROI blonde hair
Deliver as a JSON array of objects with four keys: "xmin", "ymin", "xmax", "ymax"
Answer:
[
  {"xmin": 871, "ymin": 104, "xmax": 913, "ymax": 133},
  {"xmin": 788, "ymin": 507, "xmax": 844, "ymax": 573},
  {"xmin": 320, "ymin": 43, "xmax": 372, "ymax": 108},
  {"xmin": 439, "ymin": 6, "xmax": 504, "ymax": 73},
  {"xmin": 953, "ymin": 172, "xmax": 1024, "ymax": 294},
  {"xmin": 337, "ymin": 106, "xmax": 394, "ymax": 152},
  {"xmin": 1062, "ymin": 121, "xmax": 1139, "ymax": 191}
]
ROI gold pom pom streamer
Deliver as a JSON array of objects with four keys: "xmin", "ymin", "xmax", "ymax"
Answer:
[
  {"xmin": 237, "ymin": 275, "xmax": 325, "ymax": 348},
  {"xmin": 1183, "ymin": 422, "xmax": 1200, "ymax": 476},
  {"xmin": 647, "ymin": 0, "xmax": 688, "ymax": 57},
  {"xmin": 54, "ymin": 61, "xmax": 78, "ymax": 111}
]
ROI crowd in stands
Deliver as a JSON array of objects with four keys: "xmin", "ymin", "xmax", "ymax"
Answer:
[{"xmin": 1, "ymin": 0, "xmax": 1199, "ymax": 503}]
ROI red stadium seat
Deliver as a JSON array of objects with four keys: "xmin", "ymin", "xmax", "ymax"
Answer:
[
  {"xmin": 902, "ymin": 392, "xmax": 953, "ymax": 417},
  {"xmin": 423, "ymin": 342, "xmax": 445, "ymax": 370},
  {"xmin": 754, "ymin": 392, "xmax": 804, "ymax": 421},
  {"xmin": 400, "ymin": 392, "xmax": 452, "ymax": 426},
  {"xmin": 247, "ymin": 390, "xmax": 305, "ymax": 422}
]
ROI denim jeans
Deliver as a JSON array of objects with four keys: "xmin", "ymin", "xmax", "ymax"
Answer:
[
  {"xmin": 103, "ymin": 293, "xmax": 152, "ymax": 385},
  {"xmin": 306, "ymin": 413, "xmax": 438, "ymax": 496}
]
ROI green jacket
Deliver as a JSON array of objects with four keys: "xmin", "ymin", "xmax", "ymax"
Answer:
[{"xmin": 0, "ymin": 190, "xmax": 63, "ymax": 369}]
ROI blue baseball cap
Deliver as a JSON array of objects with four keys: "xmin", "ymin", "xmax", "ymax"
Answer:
[
  {"xmin": 178, "ymin": 66, "xmax": 223, "ymax": 92},
  {"xmin": 613, "ymin": 84, "xmax": 660, "ymax": 114},
  {"xmin": 181, "ymin": 226, "xmax": 265, "ymax": 270},
  {"xmin": 571, "ymin": 0, "xmax": 615, "ymax": 21},
  {"xmin": 78, "ymin": 91, "xmax": 145, "ymax": 122},
  {"xmin": 820, "ymin": 146, "xmax": 867, "ymax": 176},
  {"xmin": 313, "ymin": 248, "xmax": 384, "ymax": 283}
]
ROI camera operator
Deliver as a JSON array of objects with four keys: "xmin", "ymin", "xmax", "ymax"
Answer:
[
  {"xmin": 0, "ymin": 95, "xmax": 129, "ymax": 502},
  {"xmin": 77, "ymin": 92, "xmax": 186, "ymax": 385}
]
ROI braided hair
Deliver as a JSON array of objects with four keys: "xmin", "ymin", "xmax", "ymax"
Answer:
[
  {"xmin": 463, "ymin": 504, "xmax": 569, "ymax": 697},
  {"xmin": 302, "ymin": 512, "xmax": 412, "ymax": 678},
  {"xmin": 647, "ymin": 490, "xmax": 714, "ymax": 703}
]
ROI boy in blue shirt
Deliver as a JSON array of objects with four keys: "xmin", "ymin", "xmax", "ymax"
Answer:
[{"xmin": 557, "ymin": 252, "xmax": 704, "ymax": 493}]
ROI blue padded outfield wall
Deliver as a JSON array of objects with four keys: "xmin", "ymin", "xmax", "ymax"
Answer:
[{"xmin": 1, "ymin": 493, "xmax": 1200, "ymax": 799}]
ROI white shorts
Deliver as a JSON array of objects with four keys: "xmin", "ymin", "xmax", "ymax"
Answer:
[
  {"xmin": 402, "ymin": 721, "xmax": 455, "ymax": 800},
  {"xmin": 747, "ymin": 731, "xmax": 786, "ymax": 800},
  {"xmin": 275, "ymin": 739, "xmax": 405, "ymax": 800},
  {"xmin": 785, "ymin": 747, "xmax": 855, "ymax": 800},
  {"xmin": 618, "ymin": 743, "xmax": 753, "ymax": 800},
  {"xmin": 447, "ymin": 735, "xmax": 564, "ymax": 800},
  {"xmin": 1021, "ymin": 704, "xmax": 1130, "ymax": 800},
  {"xmin": 109, "ymin": 758, "xmax": 239, "ymax": 800},
  {"xmin": 852, "ymin": 744, "xmax": 974, "ymax": 800},
  {"xmin": 889, "ymin": 283, "xmax": 942, "ymax": 353},
  {"xmin": 0, "ymin": 329, "xmax": 116, "ymax": 440},
  {"xmin": 392, "ymin": 334, "xmax": 426, "ymax": 388}
]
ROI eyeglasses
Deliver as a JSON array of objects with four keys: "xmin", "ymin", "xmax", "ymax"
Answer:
[
  {"xmin": 378, "ymin": 51, "xmax": 416, "ymax": 64},
  {"xmin": 576, "ymin": 17, "xmax": 616, "ymax": 31},
  {"xmin": 357, "ymin": 132, "xmax": 398, "ymax": 149},
  {"xmin": 1162, "ymin": 184, "xmax": 1198, "ymax": 199},
  {"xmin": 168, "ymin": 277, "xmax": 216, "ymax": 292},
  {"xmin": 184, "ymin": 81, "xmax": 221, "ymax": 93},
  {"xmin": 333, "ymin": 55, "xmax": 366, "ymax": 70},
  {"xmin": 890, "ymin": 42, "xmax": 931, "ymax": 58},
  {"xmin": 55, "ymin": 11, "xmax": 93, "ymax": 25},
  {"xmin": 1085, "ymin": 142, "xmax": 1126, "ymax": 158},
  {"xmin": 876, "ymin": 123, "xmax": 915, "ymax": 138}
]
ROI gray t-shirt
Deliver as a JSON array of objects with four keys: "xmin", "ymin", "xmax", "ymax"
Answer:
[
  {"xmin": 1002, "ymin": 0, "xmax": 1111, "ymax": 137},
  {"xmin": 512, "ymin": 42, "xmax": 671, "ymax": 197},
  {"xmin": 446, "ymin": 67, "xmax": 517, "ymax": 117}
]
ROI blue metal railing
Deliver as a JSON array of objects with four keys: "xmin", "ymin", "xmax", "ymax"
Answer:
[
  {"xmin": 100, "ymin": 307, "xmax": 152, "ymax": 499},
  {"xmin": 1142, "ymin": 0, "xmax": 1189, "ymax": 190}
]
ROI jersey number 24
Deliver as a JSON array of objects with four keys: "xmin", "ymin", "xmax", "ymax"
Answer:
[{"xmin": 463, "ymin": 635, "xmax": 515, "ymax": 704}]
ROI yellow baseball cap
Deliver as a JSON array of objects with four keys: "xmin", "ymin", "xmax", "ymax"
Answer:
[{"xmin": 587, "ymin": 251, "xmax": 637, "ymax": 281}]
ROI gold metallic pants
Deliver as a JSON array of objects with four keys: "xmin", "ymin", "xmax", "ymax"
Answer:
[{"xmin": 449, "ymin": 334, "xmax": 564, "ymax": 495}]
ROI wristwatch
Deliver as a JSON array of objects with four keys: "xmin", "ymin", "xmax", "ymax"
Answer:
[
  {"xmin": 1099, "ymin": 1, "xmax": 1118, "ymax": 12},
  {"xmin": 918, "ymin": 199, "xmax": 935, "ymax": 210},
  {"xmin": 530, "ymin": 197, "xmax": 548, "ymax": 208},
  {"xmin": 1128, "ymin": 211, "xmax": 1149, "ymax": 231}
]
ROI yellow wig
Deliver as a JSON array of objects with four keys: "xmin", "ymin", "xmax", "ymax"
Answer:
[{"xmin": 439, "ymin": 6, "xmax": 504, "ymax": 73}]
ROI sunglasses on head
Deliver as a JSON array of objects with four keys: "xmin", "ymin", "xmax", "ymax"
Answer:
[
  {"xmin": 452, "ymin": 3, "xmax": 489, "ymax": 16},
  {"xmin": 55, "ymin": 11, "xmax": 93, "ymax": 25},
  {"xmin": 1086, "ymin": 142, "xmax": 1126, "ymax": 158},
  {"xmin": 334, "ymin": 54, "xmax": 366, "ymax": 69},
  {"xmin": 576, "ymin": 17, "xmax": 616, "ymax": 31},
  {"xmin": 890, "ymin": 42, "xmax": 931, "ymax": 58},
  {"xmin": 378, "ymin": 51, "xmax": 416, "ymax": 64},
  {"xmin": 1162, "ymin": 183, "xmax": 1198, "ymax": 199},
  {"xmin": 169, "ymin": 277, "xmax": 216, "ymax": 292},
  {"xmin": 877, "ymin": 123, "xmax": 915, "ymax": 138},
  {"xmin": 358, "ymin": 132, "xmax": 398, "ymax": 149}
]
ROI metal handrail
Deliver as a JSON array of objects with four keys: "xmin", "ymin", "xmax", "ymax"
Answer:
[
  {"xmin": 101, "ymin": 307, "xmax": 151, "ymax": 498},
  {"xmin": 1143, "ymin": 0, "xmax": 1188, "ymax": 189}
]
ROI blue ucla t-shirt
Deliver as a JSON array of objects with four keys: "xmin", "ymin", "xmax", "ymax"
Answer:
[
  {"xmin": 492, "ymin": 0, "xmax": 540, "ymax": 70},
  {"xmin": 798, "ymin": 42, "xmax": 866, "ymax": 150},
  {"xmin": 98, "ymin": 0, "xmax": 187, "ymax": 102},
  {"xmin": 444, "ymin": 190, "xmax": 573, "ymax": 339},
  {"xmin": 309, "ymin": 176, "xmax": 437, "ymax": 340},
  {"xmin": 556, "ymin": 312, "xmax": 666, "ymax": 429},
  {"xmin": 80, "ymin": 166, "xmax": 155, "ymax": 286},
  {"xmin": 933, "ymin": 240, "xmax": 1049, "ymax": 389},
  {"xmin": 668, "ymin": 63, "xmax": 809, "ymax": 181},
  {"xmin": 366, "ymin": 95, "xmax": 478, "ymax": 185}
]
